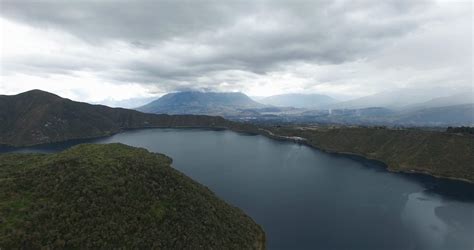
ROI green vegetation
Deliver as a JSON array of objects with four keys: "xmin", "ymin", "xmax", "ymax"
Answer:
[
  {"xmin": 0, "ymin": 144, "xmax": 265, "ymax": 249},
  {"xmin": 2, "ymin": 89, "xmax": 471, "ymax": 187},
  {"xmin": 266, "ymin": 126, "xmax": 474, "ymax": 182},
  {"xmin": 0, "ymin": 90, "xmax": 250, "ymax": 147}
]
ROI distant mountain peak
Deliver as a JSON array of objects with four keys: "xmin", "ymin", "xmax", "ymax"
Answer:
[
  {"xmin": 0, "ymin": 89, "xmax": 233, "ymax": 146},
  {"xmin": 137, "ymin": 91, "xmax": 265, "ymax": 115}
]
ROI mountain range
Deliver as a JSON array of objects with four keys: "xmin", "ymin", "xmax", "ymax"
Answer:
[
  {"xmin": 400, "ymin": 92, "xmax": 474, "ymax": 111},
  {"xmin": 135, "ymin": 90, "xmax": 473, "ymax": 126},
  {"xmin": 1, "ymin": 89, "xmax": 471, "ymax": 147},
  {"xmin": 394, "ymin": 104, "xmax": 474, "ymax": 126},
  {"xmin": 1, "ymin": 89, "xmax": 472, "ymax": 184},
  {"xmin": 326, "ymin": 88, "xmax": 473, "ymax": 110}
]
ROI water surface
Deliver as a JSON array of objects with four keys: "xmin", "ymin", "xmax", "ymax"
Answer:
[{"xmin": 2, "ymin": 129, "xmax": 473, "ymax": 250}]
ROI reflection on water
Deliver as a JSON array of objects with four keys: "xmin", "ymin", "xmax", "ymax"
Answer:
[
  {"xmin": 1, "ymin": 128, "xmax": 473, "ymax": 250},
  {"xmin": 402, "ymin": 190, "xmax": 474, "ymax": 250},
  {"xmin": 402, "ymin": 192, "xmax": 447, "ymax": 249}
]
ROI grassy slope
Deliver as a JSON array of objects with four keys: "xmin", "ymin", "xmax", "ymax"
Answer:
[
  {"xmin": 268, "ymin": 127, "xmax": 474, "ymax": 182},
  {"xmin": 0, "ymin": 144, "xmax": 265, "ymax": 249}
]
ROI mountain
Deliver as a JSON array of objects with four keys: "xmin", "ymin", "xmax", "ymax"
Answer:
[
  {"xmin": 401, "ymin": 92, "xmax": 473, "ymax": 111},
  {"xmin": 137, "ymin": 91, "xmax": 265, "ymax": 116},
  {"xmin": 0, "ymin": 143, "xmax": 265, "ymax": 248},
  {"xmin": 394, "ymin": 104, "xmax": 474, "ymax": 126},
  {"xmin": 0, "ymin": 90, "xmax": 239, "ymax": 147},
  {"xmin": 328, "ymin": 87, "xmax": 470, "ymax": 110},
  {"xmin": 259, "ymin": 93, "xmax": 337, "ymax": 109}
]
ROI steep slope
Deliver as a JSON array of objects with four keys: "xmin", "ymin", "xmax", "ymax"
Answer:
[
  {"xmin": 0, "ymin": 90, "xmax": 237, "ymax": 147},
  {"xmin": 267, "ymin": 126, "xmax": 474, "ymax": 182},
  {"xmin": 137, "ymin": 91, "xmax": 265, "ymax": 115},
  {"xmin": 259, "ymin": 93, "xmax": 337, "ymax": 109},
  {"xmin": 0, "ymin": 143, "xmax": 265, "ymax": 249}
]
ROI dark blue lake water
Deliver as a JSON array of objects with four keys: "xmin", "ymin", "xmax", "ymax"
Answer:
[{"xmin": 1, "ymin": 129, "xmax": 473, "ymax": 250}]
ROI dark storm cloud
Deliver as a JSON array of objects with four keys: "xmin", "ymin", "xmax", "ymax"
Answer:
[
  {"xmin": 0, "ymin": 0, "xmax": 437, "ymax": 90},
  {"xmin": 0, "ymin": 0, "xmax": 248, "ymax": 43}
]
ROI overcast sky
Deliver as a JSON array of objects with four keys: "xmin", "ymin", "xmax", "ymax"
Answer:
[{"xmin": 0, "ymin": 0, "xmax": 472, "ymax": 104}]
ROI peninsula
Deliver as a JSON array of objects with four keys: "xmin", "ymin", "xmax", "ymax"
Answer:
[{"xmin": 0, "ymin": 143, "xmax": 265, "ymax": 249}]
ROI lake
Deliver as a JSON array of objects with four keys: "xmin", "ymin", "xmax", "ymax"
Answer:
[{"xmin": 1, "ymin": 128, "xmax": 473, "ymax": 250}]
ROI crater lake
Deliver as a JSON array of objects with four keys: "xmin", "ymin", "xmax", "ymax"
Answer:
[{"xmin": 1, "ymin": 128, "xmax": 473, "ymax": 250}]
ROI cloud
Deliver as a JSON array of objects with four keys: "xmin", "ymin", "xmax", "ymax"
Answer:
[
  {"xmin": 0, "ymin": 0, "xmax": 245, "ymax": 43},
  {"xmin": 0, "ymin": 0, "xmax": 472, "ymax": 102}
]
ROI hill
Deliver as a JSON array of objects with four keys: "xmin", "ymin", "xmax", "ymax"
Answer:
[
  {"xmin": 0, "ymin": 90, "xmax": 240, "ymax": 147},
  {"xmin": 137, "ymin": 91, "xmax": 265, "ymax": 115},
  {"xmin": 265, "ymin": 126, "xmax": 474, "ymax": 182},
  {"xmin": 259, "ymin": 93, "xmax": 337, "ymax": 109},
  {"xmin": 0, "ymin": 143, "xmax": 265, "ymax": 248}
]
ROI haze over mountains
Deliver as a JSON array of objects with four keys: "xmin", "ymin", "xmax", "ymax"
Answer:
[
  {"xmin": 395, "ymin": 104, "xmax": 474, "ymax": 125},
  {"xmin": 401, "ymin": 92, "xmax": 474, "ymax": 111},
  {"xmin": 326, "ymin": 87, "xmax": 473, "ymax": 110},
  {"xmin": 135, "ymin": 88, "xmax": 473, "ymax": 127},
  {"xmin": 1, "ymin": 88, "xmax": 471, "ymax": 147},
  {"xmin": 258, "ymin": 94, "xmax": 337, "ymax": 109},
  {"xmin": 99, "ymin": 96, "xmax": 158, "ymax": 109}
]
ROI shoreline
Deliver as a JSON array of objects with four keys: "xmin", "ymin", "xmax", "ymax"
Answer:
[
  {"xmin": 255, "ymin": 128, "xmax": 474, "ymax": 184},
  {"xmin": 1, "ymin": 125, "xmax": 472, "ymax": 184},
  {"xmin": 0, "ymin": 125, "xmax": 231, "ymax": 148}
]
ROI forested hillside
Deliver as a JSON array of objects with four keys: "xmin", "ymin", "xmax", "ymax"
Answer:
[{"xmin": 0, "ymin": 144, "xmax": 265, "ymax": 249}]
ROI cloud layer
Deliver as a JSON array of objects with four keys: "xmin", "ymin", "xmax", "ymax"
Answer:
[{"xmin": 0, "ymin": 0, "xmax": 472, "ymax": 103}]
